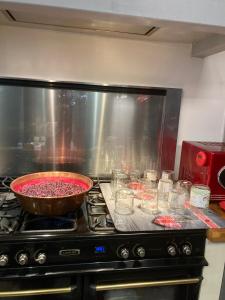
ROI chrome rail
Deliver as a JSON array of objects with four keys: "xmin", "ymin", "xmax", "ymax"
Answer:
[
  {"xmin": 0, "ymin": 287, "xmax": 72, "ymax": 297},
  {"xmin": 96, "ymin": 277, "xmax": 202, "ymax": 291}
]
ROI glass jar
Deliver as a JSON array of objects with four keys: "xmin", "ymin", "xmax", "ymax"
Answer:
[
  {"xmin": 157, "ymin": 170, "xmax": 173, "ymax": 210},
  {"xmin": 139, "ymin": 188, "xmax": 158, "ymax": 214},
  {"xmin": 175, "ymin": 180, "xmax": 192, "ymax": 203},
  {"xmin": 111, "ymin": 170, "xmax": 129, "ymax": 199},
  {"xmin": 129, "ymin": 169, "xmax": 141, "ymax": 182},
  {"xmin": 114, "ymin": 188, "xmax": 134, "ymax": 215},
  {"xmin": 168, "ymin": 189, "xmax": 185, "ymax": 211},
  {"xmin": 143, "ymin": 169, "xmax": 158, "ymax": 189}
]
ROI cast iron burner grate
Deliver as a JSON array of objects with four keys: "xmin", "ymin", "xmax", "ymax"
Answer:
[
  {"xmin": 87, "ymin": 181, "xmax": 115, "ymax": 233},
  {"xmin": 0, "ymin": 176, "xmax": 115, "ymax": 234},
  {"xmin": 20, "ymin": 211, "xmax": 79, "ymax": 233},
  {"xmin": 0, "ymin": 192, "xmax": 21, "ymax": 234},
  {"xmin": 0, "ymin": 177, "xmax": 22, "ymax": 233},
  {"xmin": 0, "ymin": 176, "xmax": 15, "ymax": 193}
]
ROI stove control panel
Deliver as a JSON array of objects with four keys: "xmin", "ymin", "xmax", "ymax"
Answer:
[{"xmin": 0, "ymin": 232, "xmax": 205, "ymax": 268}]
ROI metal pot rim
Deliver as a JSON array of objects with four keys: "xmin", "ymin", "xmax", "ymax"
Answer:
[{"xmin": 10, "ymin": 171, "xmax": 93, "ymax": 200}]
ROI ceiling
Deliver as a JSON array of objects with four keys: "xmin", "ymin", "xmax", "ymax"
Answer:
[{"xmin": 0, "ymin": 7, "xmax": 224, "ymax": 57}]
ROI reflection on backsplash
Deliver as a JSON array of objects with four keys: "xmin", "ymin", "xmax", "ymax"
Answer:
[{"xmin": 0, "ymin": 81, "xmax": 181, "ymax": 177}]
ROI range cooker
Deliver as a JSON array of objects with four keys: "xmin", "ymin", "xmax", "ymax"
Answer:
[{"xmin": 0, "ymin": 177, "xmax": 207, "ymax": 300}]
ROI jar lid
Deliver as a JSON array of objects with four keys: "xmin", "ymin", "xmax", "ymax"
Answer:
[{"xmin": 192, "ymin": 184, "xmax": 210, "ymax": 190}]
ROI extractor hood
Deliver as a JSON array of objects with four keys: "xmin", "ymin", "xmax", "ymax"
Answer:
[
  {"xmin": 2, "ymin": 9, "xmax": 159, "ymax": 36},
  {"xmin": 1, "ymin": 0, "xmax": 225, "ymax": 57}
]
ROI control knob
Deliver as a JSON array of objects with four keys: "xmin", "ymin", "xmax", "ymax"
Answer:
[
  {"xmin": 17, "ymin": 253, "xmax": 29, "ymax": 266},
  {"xmin": 118, "ymin": 247, "xmax": 129, "ymax": 259},
  {"xmin": 167, "ymin": 245, "xmax": 177, "ymax": 257},
  {"xmin": 0, "ymin": 254, "xmax": 8, "ymax": 266},
  {"xmin": 135, "ymin": 246, "xmax": 146, "ymax": 258},
  {"xmin": 182, "ymin": 244, "xmax": 192, "ymax": 256},
  {"xmin": 35, "ymin": 252, "xmax": 47, "ymax": 265}
]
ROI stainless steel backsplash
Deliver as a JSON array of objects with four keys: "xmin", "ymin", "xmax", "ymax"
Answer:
[{"xmin": 0, "ymin": 80, "xmax": 182, "ymax": 177}]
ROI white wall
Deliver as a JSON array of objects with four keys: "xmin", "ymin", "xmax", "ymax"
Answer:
[
  {"xmin": 199, "ymin": 241, "xmax": 225, "ymax": 300},
  {"xmin": 0, "ymin": 24, "xmax": 225, "ymax": 173},
  {"xmin": 0, "ymin": 25, "xmax": 225, "ymax": 300}
]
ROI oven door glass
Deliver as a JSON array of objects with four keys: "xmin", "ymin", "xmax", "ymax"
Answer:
[
  {"xmin": 0, "ymin": 276, "xmax": 81, "ymax": 300},
  {"xmin": 86, "ymin": 269, "xmax": 202, "ymax": 300},
  {"xmin": 95, "ymin": 283, "xmax": 195, "ymax": 300}
]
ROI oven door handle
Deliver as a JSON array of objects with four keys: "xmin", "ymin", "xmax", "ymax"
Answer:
[
  {"xmin": 95, "ymin": 277, "xmax": 202, "ymax": 291},
  {"xmin": 0, "ymin": 286, "xmax": 73, "ymax": 298}
]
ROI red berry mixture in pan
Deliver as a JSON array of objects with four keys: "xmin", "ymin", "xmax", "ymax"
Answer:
[{"xmin": 16, "ymin": 177, "xmax": 88, "ymax": 197}]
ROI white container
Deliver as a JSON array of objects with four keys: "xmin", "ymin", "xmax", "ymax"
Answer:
[{"xmin": 190, "ymin": 184, "xmax": 210, "ymax": 209}]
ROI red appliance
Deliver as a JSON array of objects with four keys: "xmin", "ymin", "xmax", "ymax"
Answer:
[{"xmin": 179, "ymin": 141, "xmax": 225, "ymax": 201}]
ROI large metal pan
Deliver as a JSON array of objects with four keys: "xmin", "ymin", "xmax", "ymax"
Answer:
[{"xmin": 10, "ymin": 171, "xmax": 93, "ymax": 216}]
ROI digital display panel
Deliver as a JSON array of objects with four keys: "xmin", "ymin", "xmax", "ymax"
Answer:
[{"xmin": 95, "ymin": 246, "xmax": 106, "ymax": 254}]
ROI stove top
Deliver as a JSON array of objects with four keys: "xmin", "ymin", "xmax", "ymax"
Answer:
[
  {"xmin": 0, "ymin": 176, "xmax": 206, "ymax": 274},
  {"xmin": 20, "ymin": 212, "xmax": 79, "ymax": 233},
  {"xmin": 87, "ymin": 189, "xmax": 115, "ymax": 232},
  {"xmin": 0, "ymin": 177, "xmax": 114, "ymax": 235}
]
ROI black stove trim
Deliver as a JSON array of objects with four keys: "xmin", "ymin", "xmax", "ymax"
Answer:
[
  {"xmin": 0, "ymin": 78, "xmax": 167, "ymax": 96},
  {"xmin": 0, "ymin": 228, "xmax": 207, "ymax": 241},
  {"xmin": 0, "ymin": 256, "xmax": 208, "ymax": 279}
]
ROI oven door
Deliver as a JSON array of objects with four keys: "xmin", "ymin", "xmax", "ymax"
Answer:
[
  {"xmin": 85, "ymin": 267, "xmax": 203, "ymax": 300},
  {"xmin": 0, "ymin": 275, "xmax": 81, "ymax": 299}
]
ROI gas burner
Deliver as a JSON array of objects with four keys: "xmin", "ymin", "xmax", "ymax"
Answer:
[
  {"xmin": 0, "ymin": 193, "xmax": 20, "ymax": 210},
  {"xmin": 20, "ymin": 211, "xmax": 78, "ymax": 233},
  {"xmin": 87, "ymin": 205, "xmax": 106, "ymax": 216},
  {"xmin": 89, "ymin": 183, "xmax": 101, "ymax": 193},
  {"xmin": 89, "ymin": 214, "xmax": 115, "ymax": 232},
  {"xmin": 87, "ymin": 195, "xmax": 108, "ymax": 216},
  {"xmin": 97, "ymin": 193, "xmax": 104, "ymax": 201},
  {"xmin": 87, "ymin": 195, "xmax": 105, "ymax": 207},
  {"xmin": 0, "ymin": 192, "xmax": 21, "ymax": 234},
  {"xmin": 86, "ymin": 186, "xmax": 115, "ymax": 233}
]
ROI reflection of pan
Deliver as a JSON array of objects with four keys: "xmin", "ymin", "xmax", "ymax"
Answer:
[
  {"xmin": 34, "ymin": 147, "xmax": 85, "ymax": 165},
  {"xmin": 10, "ymin": 171, "xmax": 93, "ymax": 216},
  {"xmin": 36, "ymin": 156, "xmax": 84, "ymax": 165}
]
